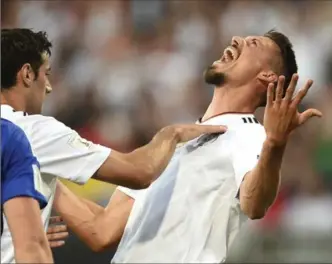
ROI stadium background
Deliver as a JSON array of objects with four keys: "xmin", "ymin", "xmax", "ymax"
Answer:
[{"xmin": 2, "ymin": 0, "xmax": 332, "ymax": 263}]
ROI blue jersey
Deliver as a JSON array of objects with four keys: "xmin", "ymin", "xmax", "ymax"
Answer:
[{"xmin": 1, "ymin": 119, "xmax": 47, "ymax": 234}]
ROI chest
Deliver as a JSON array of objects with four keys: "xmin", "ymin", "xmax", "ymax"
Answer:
[
  {"xmin": 151, "ymin": 133, "xmax": 235, "ymax": 196},
  {"xmin": 180, "ymin": 133, "xmax": 233, "ymax": 176}
]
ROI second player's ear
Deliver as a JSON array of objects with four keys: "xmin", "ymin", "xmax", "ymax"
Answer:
[
  {"xmin": 21, "ymin": 63, "xmax": 35, "ymax": 88},
  {"xmin": 257, "ymin": 71, "xmax": 278, "ymax": 84}
]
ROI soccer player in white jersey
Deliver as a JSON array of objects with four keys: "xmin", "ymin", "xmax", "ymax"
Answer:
[
  {"xmin": 50, "ymin": 30, "xmax": 322, "ymax": 262},
  {"xmin": 50, "ymin": 30, "xmax": 323, "ymax": 262},
  {"xmin": 0, "ymin": 28, "xmax": 225, "ymax": 263}
]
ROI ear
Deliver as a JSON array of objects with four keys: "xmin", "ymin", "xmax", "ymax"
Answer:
[
  {"xmin": 20, "ymin": 63, "xmax": 35, "ymax": 88},
  {"xmin": 257, "ymin": 71, "xmax": 278, "ymax": 85}
]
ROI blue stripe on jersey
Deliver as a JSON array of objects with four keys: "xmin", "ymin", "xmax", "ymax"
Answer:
[{"xmin": 1, "ymin": 119, "xmax": 47, "ymax": 208}]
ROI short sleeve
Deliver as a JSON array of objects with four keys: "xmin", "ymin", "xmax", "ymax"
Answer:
[
  {"xmin": 28, "ymin": 116, "xmax": 111, "ymax": 184},
  {"xmin": 231, "ymin": 125, "xmax": 266, "ymax": 189},
  {"xmin": 1, "ymin": 125, "xmax": 47, "ymax": 208},
  {"xmin": 117, "ymin": 186, "xmax": 145, "ymax": 200}
]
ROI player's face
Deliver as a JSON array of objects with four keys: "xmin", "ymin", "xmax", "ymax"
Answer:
[
  {"xmin": 204, "ymin": 36, "xmax": 281, "ymax": 87},
  {"xmin": 26, "ymin": 53, "xmax": 52, "ymax": 114}
]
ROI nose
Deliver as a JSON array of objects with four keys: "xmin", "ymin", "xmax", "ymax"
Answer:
[
  {"xmin": 231, "ymin": 36, "xmax": 242, "ymax": 47},
  {"xmin": 46, "ymin": 86, "xmax": 52, "ymax": 94}
]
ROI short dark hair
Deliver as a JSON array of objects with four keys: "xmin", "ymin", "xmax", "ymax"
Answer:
[
  {"xmin": 264, "ymin": 30, "xmax": 298, "ymax": 93},
  {"xmin": 1, "ymin": 28, "xmax": 52, "ymax": 89}
]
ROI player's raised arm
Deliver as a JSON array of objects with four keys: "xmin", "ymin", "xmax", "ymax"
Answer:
[
  {"xmin": 239, "ymin": 74, "xmax": 322, "ymax": 219},
  {"xmin": 93, "ymin": 124, "xmax": 227, "ymax": 189}
]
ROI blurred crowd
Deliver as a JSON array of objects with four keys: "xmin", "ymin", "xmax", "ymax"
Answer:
[{"xmin": 2, "ymin": 0, "xmax": 332, "ymax": 262}]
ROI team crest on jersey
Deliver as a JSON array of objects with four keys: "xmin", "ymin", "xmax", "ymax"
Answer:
[
  {"xmin": 185, "ymin": 133, "xmax": 223, "ymax": 152},
  {"xmin": 68, "ymin": 133, "xmax": 92, "ymax": 150},
  {"xmin": 196, "ymin": 133, "xmax": 222, "ymax": 147}
]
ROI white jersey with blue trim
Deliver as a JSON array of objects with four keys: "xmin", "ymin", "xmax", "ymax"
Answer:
[
  {"xmin": 1, "ymin": 104, "xmax": 111, "ymax": 263},
  {"xmin": 113, "ymin": 113, "xmax": 266, "ymax": 263}
]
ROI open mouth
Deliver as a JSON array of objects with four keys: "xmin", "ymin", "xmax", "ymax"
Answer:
[{"xmin": 220, "ymin": 46, "xmax": 240, "ymax": 63}]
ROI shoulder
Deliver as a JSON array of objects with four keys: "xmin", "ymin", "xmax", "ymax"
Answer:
[
  {"xmin": 1, "ymin": 119, "xmax": 35, "ymax": 167},
  {"xmin": 16, "ymin": 114, "xmax": 66, "ymax": 128},
  {"xmin": 1, "ymin": 118, "xmax": 19, "ymax": 133},
  {"xmin": 16, "ymin": 114, "xmax": 73, "ymax": 138},
  {"xmin": 1, "ymin": 118, "xmax": 15, "ymax": 137},
  {"xmin": 227, "ymin": 122, "xmax": 266, "ymax": 145},
  {"xmin": 1, "ymin": 119, "xmax": 30, "ymax": 148},
  {"xmin": 4, "ymin": 113, "xmax": 69, "ymax": 135}
]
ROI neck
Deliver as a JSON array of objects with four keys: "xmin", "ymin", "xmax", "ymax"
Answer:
[
  {"xmin": 202, "ymin": 83, "xmax": 259, "ymax": 122},
  {"xmin": 1, "ymin": 88, "xmax": 27, "ymax": 112}
]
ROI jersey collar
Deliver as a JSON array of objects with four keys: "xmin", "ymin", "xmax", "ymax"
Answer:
[
  {"xmin": 1, "ymin": 104, "xmax": 27, "ymax": 119},
  {"xmin": 197, "ymin": 113, "xmax": 256, "ymax": 126}
]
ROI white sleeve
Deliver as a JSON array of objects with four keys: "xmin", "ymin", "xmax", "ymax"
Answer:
[
  {"xmin": 28, "ymin": 115, "xmax": 111, "ymax": 184},
  {"xmin": 231, "ymin": 125, "xmax": 266, "ymax": 189},
  {"xmin": 116, "ymin": 186, "xmax": 145, "ymax": 200}
]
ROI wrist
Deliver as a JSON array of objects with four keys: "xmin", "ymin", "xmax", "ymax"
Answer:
[
  {"xmin": 160, "ymin": 125, "xmax": 181, "ymax": 143},
  {"xmin": 264, "ymin": 136, "xmax": 288, "ymax": 149}
]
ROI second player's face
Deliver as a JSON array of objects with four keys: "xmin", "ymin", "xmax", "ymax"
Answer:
[
  {"xmin": 27, "ymin": 53, "xmax": 52, "ymax": 114},
  {"xmin": 205, "ymin": 35, "xmax": 281, "ymax": 87}
]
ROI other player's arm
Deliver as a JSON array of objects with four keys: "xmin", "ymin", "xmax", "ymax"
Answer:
[
  {"xmin": 93, "ymin": 124, "xmax": 227, "ymax": 189},
  {"xmin": 34, "ymin": 118, "xmax": 226, "ymax": 190},
  {"xmin": 53, "ymin": 181, "xmax": 134, "ymax": 252},
  {"xmin": 4, "ymin": 198, "xmax": 53, "ymax": 263},
  {"xmin": 239, "ymin": 75, "xmax": 322, "ymax": 219},
  {"xmin": 2, "ymin": 127, "xmax": 53, "ymax": 263}
]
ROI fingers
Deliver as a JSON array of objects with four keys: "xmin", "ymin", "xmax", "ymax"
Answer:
[
  {"xmin": 298, "ymin": 108, "xmax": 323, "ymax": 125},
  {"xmin": 49, "ymin": 240, "xmax": 66, "ymax": 248},
  {"xmin": 283, "ymin": 74, "xmax": 298, "ymax": 102},
  {"xmin": 49, "ymin": 216, "xmax": 63, "ymax": 224},
  {"xmin": 266, "ymin": 83, "xmax": 274, "ymax": 106},
  {"xmin": 291, "ymin": 79, "xmax": 313, "ymax": 107},
  {"xmin": 174, "ymin": 124, "xmax": 228, "ymax": 143},
  {"xmin": 275, "ymin": 75, "xmax": 285, "ymax": 103},
  {"xmin": 202, "ymin": 125, "xmax": 227, "ymax": 134},
  {"xmin": 47, "ymin": 231, "xmax": 69, "ymax": 241},
  {"xmin": 47, "ymin": 224, "xmax": 67, "ymax": 234},
  {"xmin": 47, "ymin": 222, "xmax": 69, "ymax": 248}
]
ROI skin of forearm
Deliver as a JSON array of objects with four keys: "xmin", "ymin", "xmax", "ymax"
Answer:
[
  {"xmin": 78, "ymin": 196, "xmax": 104, "ymax": 215},
  {"xmin": 125, "ymin": 126, "xmax": 179, "ymax": 185},
  {"xmin": 15, "ymin": 239, "xmax": 53, "ymax": 264},
  {"xmin": 54, "ymin": 182, "xmax": 130, "ymax": 251},
  {"xmin": 54, "ymin": 182, "xmax": 100, "ymax": 246},
  {"xmin": 240, "ymin": 139, "xmax": 286, "ymax": 219}
]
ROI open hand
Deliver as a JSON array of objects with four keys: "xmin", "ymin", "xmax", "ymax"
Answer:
[
  {"xmin": 47, "ymin": 216, "xmax": 69, "ymax": 248},
  {"xmin": 264, "ymin": 74, "xmax": 322, "ymax": 146}
]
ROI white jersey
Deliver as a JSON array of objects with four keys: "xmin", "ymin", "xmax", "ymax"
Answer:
[
  {"xmin": 1, "ymin": 105, "xmax": 111, "ymax": 263},
  {"xmin": 113, "ymin": 113, "xmax": 266, "ymax": 263}
]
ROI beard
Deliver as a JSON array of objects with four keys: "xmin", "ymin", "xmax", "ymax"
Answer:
[{"xmin": 204, "ymin": 65, "xmax": 226, "ymax": 86}]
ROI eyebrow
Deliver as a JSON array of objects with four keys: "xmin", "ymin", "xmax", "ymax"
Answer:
[
  {"xmin": 46, "ymin": 67, "xmax": 51, "ymax": 72},
  {"xmin": 253, "ymin": 37, "xmax": 265, "ymax": 49},
  {"xmin": 245, "ymin": 36, "xmax": 261, "ymax": 45}
]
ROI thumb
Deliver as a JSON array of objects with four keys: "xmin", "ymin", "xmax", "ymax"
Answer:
[{"xmin": 298, "ymin": 108, "xmax": 322, "ymax": 125}]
